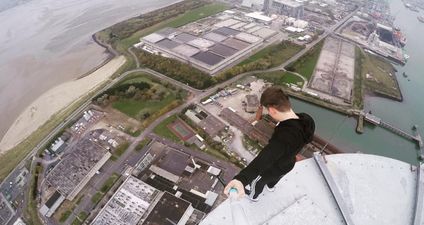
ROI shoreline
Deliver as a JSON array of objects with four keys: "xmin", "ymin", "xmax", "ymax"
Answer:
[
  {"xmin": 0, "ymin": 56, "xmax": 126, "ymax": 154},
  {"xmin": 76, "ymin": 34, "xmax": 119, "ymax": 79}
]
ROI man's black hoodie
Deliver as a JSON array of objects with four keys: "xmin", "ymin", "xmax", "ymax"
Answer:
[{"xmin": 233, "ymin": 113, "xmax": 315, "ymax": 186}]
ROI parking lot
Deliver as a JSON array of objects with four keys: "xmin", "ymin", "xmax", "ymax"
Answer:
[
  {"xmin": 203, "ymin": 78, "xmax": 267, "ymax": 121},
  {"xmin": 0, "ymin": 166, "xmax": 28, "ymax": 212}
]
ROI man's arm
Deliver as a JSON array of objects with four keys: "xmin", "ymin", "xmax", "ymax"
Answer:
[{"xmin": 233, "ymin": 130, "xmax": 296, "ymax": 186}]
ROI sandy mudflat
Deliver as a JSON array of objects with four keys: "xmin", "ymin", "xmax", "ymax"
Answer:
[
  {"xmin": 0, "ymin": 56, "xmax": 126, "ymax": 153},
  {"xmin": 0, "ymin": 0, "xmax": 179, "ymax": 145}
]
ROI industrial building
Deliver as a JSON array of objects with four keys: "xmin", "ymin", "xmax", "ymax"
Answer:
[
  {"xmin": 45, "ymin": 138, "xmax": 111, "ymax": 200},
  {"xmin": 92, "ymin": 175, "xmax": 198, "ymax": 225},
  {"xmin": 91, "ymin": 176, "xmax": 159, "ymax": 225},
  {"xmin": 184, "ymin": 106, "xmax": 226, "ymax": 137},
  {"xmin": 219, "ymin": 107, "xmax": 271, "ymax": 146},
  {"xmin": 142, "ymin": 192, "xmax": 194, "ymax": 225},
  {"xmin": 137, "ymin": 10, "xmax": 278, "ymax": 75},
  {"xmin": 242, "ymin": 0, "xmax": 266, "ymax": 10},
  {"xmin": 245, "ymin": 94, "xmax": 259, "ymax": 113},
  {"xmin": 133, "ymin": 142, "xmax": 223, "ymax": 214},
  {"xmin": 265, "ymin": 0, "xmax": 304, "ymax": 19},
  {"xmin": 39, "ymin": 191, "xmax": 65, "ymax": 218}
]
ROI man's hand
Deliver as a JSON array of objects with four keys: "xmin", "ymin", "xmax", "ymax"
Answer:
[{"xmin": 223, "ymin": 179, "xmax": 245, "ymax": 199}]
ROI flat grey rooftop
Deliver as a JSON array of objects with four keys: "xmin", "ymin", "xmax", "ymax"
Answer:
[
  {"xmin": 200, "ymin": 153, "xmax": 421, "ymax": 225},
  {"xmin": 209, "ymin": 43, "xmax": 238, "ymax": 57},
  {"xmin": 156, "ymin": 27, "xmax": 178, "ymax": 36},
  {"xmin": 173, "ymin": 44, "xmax": 200, "ymax": 57},
  {"xmin": 192, "ymin": 51, "xmax": 224, "ymax": 66},
  {"xmin": 198, "ymin": 114, "xmax": 226, "ymax": 137},
  {"xmin": 214, "ymin": 27, "xmax": 240, "ymax": 36},
  {"xmin": 222, "ymin": 38, "xmax": 250, "ymax": 50},
  {"xmin": 142, "ymin": 192, "xmax": 191, "ymax": 225},
  {"xmin": 156, "ymin": 38, "xmax": 180, "ymax": 49},
  {"xmin": 234, "ymin": 32, "xmax": 261, "ymax": 43},
  {"xmin": 203, "ymin": 32, "xmax": 228, "ymax": 42},
  {"xmin": 46, "ymin": 138, "xmax": 109, "ymax": 197},
  {"xmin": 156, "ymin": 150, "xmax": 190, "ymax": 177},
  {"xmin": 187, "ymin": 38, "xmax": 215, "ymax": 49},
  {"xmin": 142, "ymin": 33, "xmax": 165, "ymax": 43},
  {"xmin": 175, "ymin": 33, "xmax": 197, "ymax": 43}
]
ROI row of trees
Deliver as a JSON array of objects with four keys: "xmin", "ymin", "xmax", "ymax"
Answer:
[
  {"xmin": 94, "ymin": 81, "xmax": 172, "ymax": 106},
  {"xmin": 135, "ymin": 50, "xmax": 215, "ymax": 89},
  {"xmin": 215, "ymin": 58, "xmax": 272, "ymax": 82}
]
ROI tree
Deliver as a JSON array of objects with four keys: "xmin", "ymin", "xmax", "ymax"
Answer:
[{"xmin": 125, "ymin": 85, "xmax": 137, "ymax": 98}]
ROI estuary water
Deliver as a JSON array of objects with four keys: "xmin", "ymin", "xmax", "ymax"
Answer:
[{"xmin": 0, "ymin": 0, "xmax": 180, "ymax": 144}]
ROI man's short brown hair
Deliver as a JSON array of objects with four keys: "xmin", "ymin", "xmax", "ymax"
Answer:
[{"xmin": 260, "ymin": 86, "xmax": 291, "ymax": 112}]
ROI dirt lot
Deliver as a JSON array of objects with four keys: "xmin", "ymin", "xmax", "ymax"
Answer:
[{"xmin": 309, "ymin": 36, "xmax": 355, "ymax": 102}]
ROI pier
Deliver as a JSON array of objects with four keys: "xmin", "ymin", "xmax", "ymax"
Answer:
[
  {"xmin": 356, "ymin": 114, "xmax": 364, "ymax": 134},
  {"xmin": 363, "ymin": 113, "xmax": 424, "ymax": 159}
]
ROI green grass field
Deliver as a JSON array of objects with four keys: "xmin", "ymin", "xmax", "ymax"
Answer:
[
  {"xmin": 110, "ymin": 74, "xmax": 180, "ymax": 119},
  {"xmin": 100, "ymin": 173, "xmax": 119, "ymax": 193},
  {"xmin": 287, "ymin": 41, "xmax": 323, "ymax": 80},
  {"xmin": 153, "ymin": 115, "xmax": 181, "ymax": 143},
  {"xmin": 135, "ymin": 138, "xmax": 152, "ymax": 151},
  {"xmin": 116, "ymin": 3, "xmax": 228, "ymax": 51},
  {"xmin": 90, "ymin": 174, "xmax": 120, "ymax": 207},
  {"xmin": 59, "ymin": 210, "xmax": 72, "ymax": 223},
  {"xmin": 256, "ymin": 71, "xmax": 305, "ymax": 87},
  {"xmin": 112, "ymin": 95, "xmax": 177, "ymax": 118},
  {"xmin": 91, "ymin": 192, "xmax": 103, "ymax": 205},
  {"xmin": 111, "ymin": 142, "xmax": 129, "ymax": 161},
  {"xmin": 362, "ymin": 52, "xmax": 401, "ymax": 99},
  {"xmin": 70, "ymin": 212, "xmax": 88, "ymax": 225},
  {"xmin": 239, "ymin": 41, "xmax": 304, "ymax": 67},
  {"xmin": 353, "ymin": 47, "xmax": 364, "ymax": 109}
]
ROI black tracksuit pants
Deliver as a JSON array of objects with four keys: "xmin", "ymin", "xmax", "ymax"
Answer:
[{"xmin": 248, "ymin": 172, "xmax": 285, "ymax": 199}]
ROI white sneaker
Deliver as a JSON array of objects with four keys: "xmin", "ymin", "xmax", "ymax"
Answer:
[{"xmin": 266, "ymin": 185, "xmax": 276, "ymax": 192}]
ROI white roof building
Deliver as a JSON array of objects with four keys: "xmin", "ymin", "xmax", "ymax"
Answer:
[
  {"xmin": 200, "ymin": 153, "xmax": 424, "ymax": 225},
  {"xmin": 142, "ymin": 33, "xmax": 165, "ymax": 43},
  {"xmin": 13, "ymin": 218, "xmax": 26, "ymax": 225},
  {"xmin": 242, "ymin": 0, "xmax": 266, "ymax": 8},
  {"xmin": 91, "ymin": 176, "xmax": 158, "ymax": 225},
  {"xmin": 285, "ymin": 26, "xmax": 304, "ymax": 33},
  {"xmin": 245, "ymin": 12, "xmax": 274, "ymax": 23}
]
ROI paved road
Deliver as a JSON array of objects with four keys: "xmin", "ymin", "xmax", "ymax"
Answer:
[{"xmin": 127, "ymin": 47, "xmax": 140, "ymax": 69}]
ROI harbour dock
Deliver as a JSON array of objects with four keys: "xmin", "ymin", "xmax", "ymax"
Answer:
[{"xmin": 363, "ymin": 112, "xmax": 424, "ymax": 159}]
